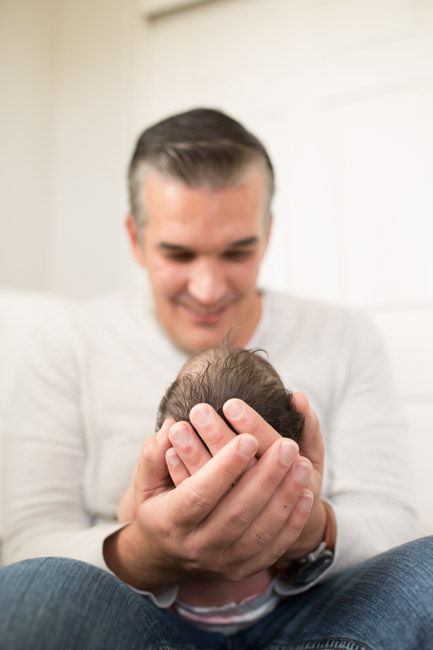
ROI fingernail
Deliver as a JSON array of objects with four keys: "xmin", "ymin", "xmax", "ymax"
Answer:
[
  {"xmin": 297, "ymin": 492, "xmax": 313, "ymax": 513},
  {"xmin": 279, "ymin": 440, "xmax": 296, "ymax": 466},
  {"xmin": 238, "ymin": 435, "xmax": 257, "ymax": 458},
  {"xmin": 224, "ymin": 399, "xmax": 243, "ymax": 419},
  {"xmin": 190, "ymin": 404, "xmax": 210, "ymax": 426},
  {"xmin": 294, "ymin": 462, "xmax": 312, "ymax": 483},
  {"xmin": 170, "ymin": 423, "xmax": 192, "ymax": 448},
  {"xmin": 166, "ymin": 448, "xmax": 181, "ymax": 466}
]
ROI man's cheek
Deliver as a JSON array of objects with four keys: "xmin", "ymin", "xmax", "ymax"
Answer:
[
  {"xmin": 231, "ymin": 264, "xmax": 258, "ymax": 291},
  {"xmin": 151, "ymin": 264, "xmax": 185, "ymax": 294}
]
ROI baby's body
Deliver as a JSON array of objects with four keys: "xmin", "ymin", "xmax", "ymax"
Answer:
[{"xmin": 117, "ymin": 345, "xmax": 304, "ymax": 611}]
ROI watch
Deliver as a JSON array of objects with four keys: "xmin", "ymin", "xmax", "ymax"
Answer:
[{"xmin": 294, "ymin": 540, "xmax": 334, "ymax": 585}]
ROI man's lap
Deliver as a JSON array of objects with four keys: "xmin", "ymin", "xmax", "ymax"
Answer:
[
  {"xmin": 0, "ymin": 537, "xmax": 432, "ymax": 650},
  {"xmin": 244, "ymin": 535, "xmax": 433, "ymax": 650}
]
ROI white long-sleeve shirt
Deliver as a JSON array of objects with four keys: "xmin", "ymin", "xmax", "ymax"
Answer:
[{"xmin": 3, "ymin": 287, "xmax": 418, "ymax": 604}]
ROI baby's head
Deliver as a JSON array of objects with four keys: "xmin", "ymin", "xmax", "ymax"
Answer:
[{"xmin": 156, "ymin": 344, "xmax": 304, "ymax": 442}]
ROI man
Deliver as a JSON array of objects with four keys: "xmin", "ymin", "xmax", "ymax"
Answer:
[{"xmin": 0, "ymin": 108, "xmax": 431, "ymax": 650}]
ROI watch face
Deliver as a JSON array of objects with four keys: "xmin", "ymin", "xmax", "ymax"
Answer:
[{"xmin": 295, "ymin": 549, "xmax": 334, "ymax": 585}]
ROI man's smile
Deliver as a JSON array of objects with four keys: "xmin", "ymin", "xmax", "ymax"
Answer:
[{"xmin": 176, "ymin": 299, "xmax": 235, "ymax": 324}]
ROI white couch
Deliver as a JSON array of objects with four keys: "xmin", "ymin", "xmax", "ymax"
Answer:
[
  {"xmin": 1, "ymin": 289, "xmax": 431, "ymax": 565},
  {"xmin": 0, "ymin": 289, "xmax": 65, "ymax": 564}
]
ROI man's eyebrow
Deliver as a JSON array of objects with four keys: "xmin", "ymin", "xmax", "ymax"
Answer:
[
  {"xmin": 229, "ymin": 236, "xmax": 259, "ymax": 247},
  {"xmin": 157, "ymin": 243, "xmax": 191, "ymax": 251},
  {"xmin": 157, "ymin": 237, "xmax": 259, "ymax": 251}
]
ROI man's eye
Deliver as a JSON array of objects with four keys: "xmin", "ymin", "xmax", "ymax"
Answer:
[
  {"xmin": 223, "ymin": 250, "xmax": 254, "ymax": 261},
  {"xmin": 165, "ymin": 252, "xmax": 194, "ymax": 263}
]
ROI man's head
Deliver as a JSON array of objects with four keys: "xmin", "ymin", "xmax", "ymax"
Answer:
[
  {"xmin": 126, "ymin": 108, "xmax": 275, "ymax": 353},
  {"xmin": 156, "ymin": 344, "xmax": 304, "ymax": 443},
  {"xmin": 128, "ymin": 108, "xmax": 275, "ymax": 231}
]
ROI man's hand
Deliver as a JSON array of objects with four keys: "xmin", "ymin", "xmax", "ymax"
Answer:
[
  {"xmin": 166, "ymin": 392, "xmax": 326, "ymax": 561},
  {"xmin": 104, "ymin": 400, "xmax": 316, "ymax": 591}
]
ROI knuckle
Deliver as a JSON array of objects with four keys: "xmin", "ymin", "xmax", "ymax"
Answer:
[
  {"xmin": 233, "ymin": 535, "xmax": 250, "ymax": 556},
  {"xmin": 183, "ymin": 486, "xmax": 213, "ymax": 513},
  {"xmin": 185, "ymin": 452, "xmax": 205, "ymax": 472},
  {"xmin": 252, "ymin": 525, "xmax": 274, "ymax": 547},
  {"xmin": 228, "ymin": 503, "xmax": 255, "ymax": 528},
  {"xmin": 264, "ymin": 467, "xmax": 284, "ymax": 489},
  {"xmin": 207, "ymin": 426, "xmax": 229, "ymax": 447},
  {"xmin": 182, "ymin": 538, "xmax": 202, "ymax": 565}
]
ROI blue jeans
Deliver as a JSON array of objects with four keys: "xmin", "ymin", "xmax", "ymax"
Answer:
[{"xmin": 0, "ymin": 537, "xmax": 432, "ymax": 650}]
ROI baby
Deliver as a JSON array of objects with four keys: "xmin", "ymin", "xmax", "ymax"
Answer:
[
  {"xmin": 155, "ymin": 344, "xmax": 303, "ymax": 442},
  {"xmin": 117, "ymin": 345, "xmax": 304, "ymax": 630}
]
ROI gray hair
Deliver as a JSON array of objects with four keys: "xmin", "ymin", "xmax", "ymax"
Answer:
[{"xmin": 128, "ymin": 108, "xmax": 275, "ymax": 231}]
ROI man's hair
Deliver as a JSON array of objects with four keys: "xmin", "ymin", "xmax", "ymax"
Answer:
[
  {"xmin": 156, "ymin": 344, "xmax": 303, "ymax": 442},
  {"xmin": 128, "ymin": 108, "xmax": 275, "ymax": 230}
]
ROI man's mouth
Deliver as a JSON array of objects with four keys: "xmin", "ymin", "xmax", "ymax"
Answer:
[{"xmin": 177, "ymin": 301, "xmax": 232, "ymax": 324}]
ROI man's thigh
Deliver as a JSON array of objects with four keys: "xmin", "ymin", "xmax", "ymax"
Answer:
[
  {"xmin": 237, "ymin": 536, "xmax": 433, "ymax": 650},
  {"xmin": 0, "ymin": 557, "xmax": 226, "ymax": 650},
  {"xmin": 2, "ymin": 539, "xmax": 432, "ymax": 650}
]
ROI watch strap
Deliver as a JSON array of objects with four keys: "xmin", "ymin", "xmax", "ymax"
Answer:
[{"xmin": 322, "ymin": 500, "xmax": 336, "ymax": 552}]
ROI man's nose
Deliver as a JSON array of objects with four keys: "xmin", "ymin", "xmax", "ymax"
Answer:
[{"xmin": 187, "ymin": 258, "xmax": 228, "ymax": 305}]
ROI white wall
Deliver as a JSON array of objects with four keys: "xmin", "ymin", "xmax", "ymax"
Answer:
[
  {"xmin": 0, "ymin": 0, "xmax": 56, "ymax": 290},
  {"xmin": 0, "ymin": 0, "xmax": 145, "ymax": 296},
  {"xmin": 2, "ymin": 0, "xmax": 432, "ymax": 305},
  {"xmin": 48, "ymin": 0, "xmax": 141, "ymax": 296}
]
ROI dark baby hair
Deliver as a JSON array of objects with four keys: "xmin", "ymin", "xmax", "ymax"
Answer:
[{"xmin": 156, "ymin": 344, "xmax": 304, "ymax": 442}]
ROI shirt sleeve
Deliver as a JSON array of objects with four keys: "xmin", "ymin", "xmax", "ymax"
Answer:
[
  {"xmin": 3, "ymin": 312, "xmax": 100, "ymax": 566},
  {"xmin": 275, "ymin": 310, "xmax": 419, "ymax": 595},
  {"xmin": 323, "ymin": 312, "xmax": 419, "ymax": 575},
  {"xmin": 1, "ymin": 313, "xmax": 161, "ymax": 604}
]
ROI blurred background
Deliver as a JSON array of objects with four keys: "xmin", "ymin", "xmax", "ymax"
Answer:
[{"xmin": 0, "ymin": 0, "xmax": 432, "ymax": 525}]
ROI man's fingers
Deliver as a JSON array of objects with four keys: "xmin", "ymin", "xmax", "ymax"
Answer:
[
  {"xmin": 168, "ymin": 420, "xmax": 212, "ymax": 474},
  {"xmin": 168, "ymin": 433, "xmax": 258, "ymax": 528},
  {"xmin": 291, "ymin": 392, "xmax": 324, "ymax": 471},
  {"xmin": 233, "ymin": 489, "xmax": 314, "ymax": 578},
  {"xmin": 166, "ymin": 448, "xmax": 190, "ymax": 486},
  {"xmin": 223, "ymin": 398, "xmax": 287, "ymax": 456},
  {"xmin": 224, "ymin": 454, "xmax": 313, "ymax": 560},
  {"xmin": 207, "ymin": 438, "xmax": 298, "ymax": 540},
  {"xmin": 189, "ymin": 403, "xmax": 237, "ymax": 455},
  {"xmin": 135, "ymin": 418, "xmax": 175, "ymax": 497}
]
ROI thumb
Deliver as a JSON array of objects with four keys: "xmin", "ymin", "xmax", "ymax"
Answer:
[
  {"xmin": 135, "ymin": 418, "xmax": 175, "ymax": 499},
  {"xmin": 291, "ymin": 392, "xmax": 324, "ymax": 472}
]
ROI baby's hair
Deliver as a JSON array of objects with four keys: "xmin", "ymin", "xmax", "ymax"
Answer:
[{"xmin": 156, "ymin": 344, "xmax": 304, "ymax": 442}]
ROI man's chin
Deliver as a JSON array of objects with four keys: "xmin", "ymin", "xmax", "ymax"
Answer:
[{"xmin": 172, "ymin": 323, "xmax": 233, "ymax": 355}]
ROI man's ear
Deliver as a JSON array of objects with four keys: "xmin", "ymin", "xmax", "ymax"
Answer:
[{"xmin": 125, "ymin": 214, "xmax": 146, "ymax": 267}]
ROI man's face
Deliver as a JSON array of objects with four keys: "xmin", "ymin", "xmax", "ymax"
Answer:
[{"xmin": 127, "ymin": 163, "xmax": 271, "ymax": 353}]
